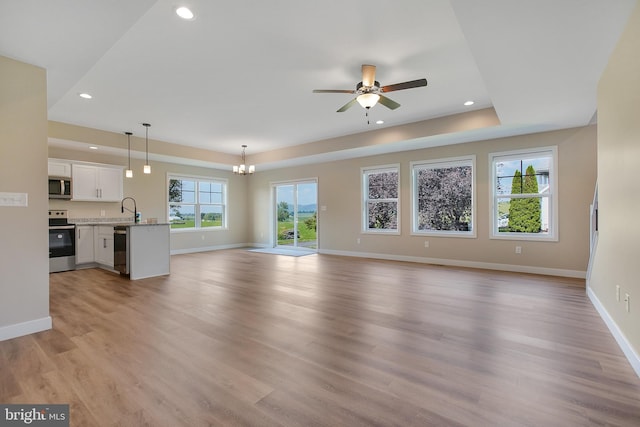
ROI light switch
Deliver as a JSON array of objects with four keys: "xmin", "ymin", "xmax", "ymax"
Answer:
[{"xmin": 0, "ymin": 192, "xmax": 28, "ymax": 207}]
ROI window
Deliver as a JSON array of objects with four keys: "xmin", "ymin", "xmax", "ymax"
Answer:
[
  {"xmin": 411, "ymin": 156, "xmax": 475, "ymax": 237},
  {"xmin": 490, "ymin": 147, "xmax": 557, "ymax": 240},
  {"xmin": 362, "ymin": 165, "xmax": 399, "ymax": 233},
  {"xmin": 168, "ymin": 175, "xmax": 227, "ymax": 230}
]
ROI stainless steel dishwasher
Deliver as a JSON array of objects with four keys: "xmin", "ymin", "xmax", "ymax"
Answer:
[{"xmin": 113, "ymin": 225, "xmax": 129, "ymax": 275}]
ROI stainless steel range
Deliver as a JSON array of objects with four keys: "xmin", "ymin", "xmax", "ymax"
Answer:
[{"xmin": 49, "ymin": 209, "xmax": 75, "ymax": 272}]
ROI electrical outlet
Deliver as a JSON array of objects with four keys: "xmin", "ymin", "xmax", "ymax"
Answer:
[
  {"xmin": 100, "ymin": 209, "xmax": 106, "ymax": 217},
  {"xmin": 625, "ymin": 293, "xmax": 630, "ymax": 313},
  {"xmin": 357, "ymin": 238, "xmax": 361, "ymax": 244},
  {"xmin": 424, "ymin": 241, "xmax": 429, "ymax": 248},
  {"xmin": 616, "ymin": 285, "xmax": 621, "ymax": 302},
  {"xmin": 515, "ymin": 246, "xmax": 522, "ymax": 254}
]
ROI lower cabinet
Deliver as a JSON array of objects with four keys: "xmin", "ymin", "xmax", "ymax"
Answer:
[
  {"xmin": 75, "ymin": 225, "xmax": 95, "ymax": 265},
  {"xmin": 94, "ymin": 226, "xmax": 114, "ymax": 268}
]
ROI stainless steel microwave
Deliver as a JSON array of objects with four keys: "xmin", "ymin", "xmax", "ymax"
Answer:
[{"xmin": 48, "ymin": 176, "xmax": 72, "ymax": 199}]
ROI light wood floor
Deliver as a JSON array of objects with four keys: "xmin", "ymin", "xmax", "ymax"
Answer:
[{"xmin": 2, "ymin": 250, "xmax": 640, "ymax": 426}]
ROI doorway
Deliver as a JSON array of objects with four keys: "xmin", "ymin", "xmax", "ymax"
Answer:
[{"xmin": 274, "ymin": 180, "xmax": 318, "ymax": 251}]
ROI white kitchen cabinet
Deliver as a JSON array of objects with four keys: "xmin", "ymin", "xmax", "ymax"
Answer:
[
  {"xmin": 72, "ymin": 164, "xmax": 123, "ymax": 202},
  {"xmin": 75, "ymin": 225, "xmax": 95, "ymax": 265},
  {"xmin": 94, "ymin": 225, "xmax": 114, "ymax": 268},
  {"xmin": 48, "ymin": 160, "xmax": 72, "ymax": 177}
]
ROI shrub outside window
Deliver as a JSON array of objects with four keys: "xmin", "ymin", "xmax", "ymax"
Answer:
[
  {"xmin": 490, "ymin": 147, "xmax": 557, "ymax": 241},
  {"xmin": 411, "ymin": 156, "xmax": 475, "ymax": 237},
  {"xmin": 362, "ymin": 165, "xmax": 400, "ymax": 233},
  {"xmin": 168, "ymin": 175, "xmax": 227, "ymax": 230}
]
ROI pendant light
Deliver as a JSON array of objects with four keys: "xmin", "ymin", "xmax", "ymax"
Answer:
[
  {"xmin": 142, "ymin": 123, "xmax": 151, "ymax": 174},
  {"xmin": 233, "ymin": 145, "xmax": 255, "ymax": 175},
  {"xmin": 124, "ymin": 131, "xmax": 133, "ymax": 178}
]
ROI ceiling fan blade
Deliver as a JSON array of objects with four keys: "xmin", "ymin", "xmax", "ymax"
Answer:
[
  {"xmin": 380, "ymin": 78, "xmax": 427, "ymax": 93},
  {"xmin": 337, "ymin": 98, "xmax": 358, "ymax": 112},
  {"xmin": 378, "ymin": 95, "xmax": 401, "ymax": 110},
  {"xmin": 361, "ymin": 64, "xmax": 376, "ymax": 87},
  {"xmin": 313, "ymin": 89, "xmax": 356, "ymax": 94}
]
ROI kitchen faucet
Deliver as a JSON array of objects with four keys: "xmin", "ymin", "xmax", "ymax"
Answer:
[{"xmin": 121, "ymin": 197, "xmax": 138, "ymax": 223}]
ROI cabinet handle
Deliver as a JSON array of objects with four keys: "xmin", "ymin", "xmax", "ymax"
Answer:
[{"xmin": 103, "ymin": 238, "xmax": 107, "ymax": 249}]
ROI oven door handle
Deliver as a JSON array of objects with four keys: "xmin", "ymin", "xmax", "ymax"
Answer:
[{"xmin": 49, "ymin": 225, "xmax": 76, "ymax": 230}]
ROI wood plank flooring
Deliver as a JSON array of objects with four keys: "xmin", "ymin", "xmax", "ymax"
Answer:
[{"xmin": 2, "ymin": 250, "xmax": 640, "ymax": 426}]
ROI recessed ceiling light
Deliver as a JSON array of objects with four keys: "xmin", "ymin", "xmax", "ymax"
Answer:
[
  {"xmin": 176, "ymin": 6, "xmax": 195, "ymax": 20},
  {"xmin": 376, "ymin": 120, "xmax": 384, "ymax": 125},
  {"xmin": 79, "ymin": 93, "xmax": 92, "ymax": 99},
  {"xmin": 89, "ymin": 146, "xmax": 98, "ymax": 150},
  {"xmin": 464, "ymin": 100, "xmax": 474, "ymax": 106}
]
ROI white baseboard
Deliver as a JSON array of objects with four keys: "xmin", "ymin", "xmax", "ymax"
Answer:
[
  {"xmin": 318, "ymin": 249, "xmax": 586, "ymax": 278},
  {"xmin": 0, "ymin": 316, "xmax": 52, "ymax": 342},
  {"xmin": 171, "ymin": 243, "xmax": 249, "ymax": 255},
  {"xmin": 587, "ymin": 287, "xmax": 640, "ymax": 378}
]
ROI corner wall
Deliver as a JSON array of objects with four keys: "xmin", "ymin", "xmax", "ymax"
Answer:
[
  {"xmin": 249, "ymin": 126, "xmax": 596, "ymax": 277},
  {"xmin": 0, "ymin": 56, "xmax": 51, "ymax": 340},
  {"xmin": 590, "ymin": 0, "xmax": 640, "ymax": 375}
]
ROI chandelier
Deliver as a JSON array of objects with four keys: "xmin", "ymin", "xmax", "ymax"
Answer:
[{"xmin": 233, "ymin": 145, "xmax": 255, "ymax": 175}]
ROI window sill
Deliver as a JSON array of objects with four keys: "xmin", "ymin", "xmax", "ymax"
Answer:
[
  {"xmin": 361, "ymin": 230, "xmax": 401, "ymax": 236},
  {"xmin": 490, "ymin": 233, "xmax": 557, "ymax": 242},
  {"xmin": 411, "ymin": 231, "xmax": 477, "ymax": 239},
  {"xmin": 170, "ymin": 227, "xmax": 228, "ymax": 233}
]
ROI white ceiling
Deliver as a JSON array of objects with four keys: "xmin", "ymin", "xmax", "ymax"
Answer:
[{"xmin": 0, "ymin": 0, "xmax": 635, "ymax": 161}]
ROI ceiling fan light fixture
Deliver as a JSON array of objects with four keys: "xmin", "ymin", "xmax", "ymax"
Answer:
[{"xmin": 357, "ymin": 93, "xmax": 380, "ymax": 109}]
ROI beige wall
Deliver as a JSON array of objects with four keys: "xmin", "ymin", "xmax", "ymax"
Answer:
[
  {"xmin": 592, "ymin": 1, "xmax": 640, "ymax": 363},
  {"xmin": 0, "ymin": 56, "xmax": 50, "ymax": 339},
  {"xmin": 48, "ymin": 120, "xmax": 597, "ymax": 276},
  {"xmin": 48, "ymin": 144, "xmax": 250, "ymax": 253},
  {"xmin": 250, "ymin": 126, "xmax": 596, "ymax": 276}
]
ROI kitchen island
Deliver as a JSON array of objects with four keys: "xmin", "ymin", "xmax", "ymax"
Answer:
[{"xmin": 114, "ymin": 223, "xmax": 170, "ymax": 280}]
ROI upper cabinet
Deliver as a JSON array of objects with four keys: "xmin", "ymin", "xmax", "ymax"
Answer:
[
  {"xmin": 48, "ymin": 160, "xmax": 72, "ymax": 177},
  {"xmin": 72, "ymin": 163, "xmax": 123, "ymax": 202}
]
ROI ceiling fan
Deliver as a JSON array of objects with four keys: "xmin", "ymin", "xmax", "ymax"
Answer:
[{"xmin": 313, "ymin": 64, "xmax": 427, "ymax": 112}]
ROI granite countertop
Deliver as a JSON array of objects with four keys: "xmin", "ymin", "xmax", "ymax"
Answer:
[
  {"xmin": 115, "ymin": 223, "xmax": 170, "ymax": 227},
  {"xmin": 70, "ymin": 218, "xmax": 168, "ymax": 226},
  {"xmin": 70, "ymin": 217, "xmax": 134, "ymax": 225}
]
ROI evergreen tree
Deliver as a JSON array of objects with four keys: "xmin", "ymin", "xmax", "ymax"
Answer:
[{"xmin": 508, "ymin": 165, "xmax": 541, "ymax": 232}]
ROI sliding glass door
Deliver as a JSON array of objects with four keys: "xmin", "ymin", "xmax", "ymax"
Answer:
[{"xmin": 274, "ymin": 180, "xmax": 317, "ymax": 250}]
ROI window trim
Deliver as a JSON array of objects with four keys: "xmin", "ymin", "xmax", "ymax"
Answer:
[
  {"xmin": 489, "ymin": 146, "xmax": 558, "ymax": 242},
  {"xmin": 410, "ymin": 155, "xmax": 476, "ymax": 238},
  {"xmin": 361, "ymin": 164, "xmax": 401, "ymax": 235},
  {"xmin": 167, "ymin": 173, "xmax": 228, "ymax": 232}
]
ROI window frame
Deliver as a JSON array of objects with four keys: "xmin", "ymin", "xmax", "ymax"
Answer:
[
  {"xmin": 410, "ymin": 155, "xmax": 476, "ymax": 238},
  {"xmin": 167, "ymin": 173, "xmax": 228, "ymax": 232},
  {"xmin": 361, "ymin": 164, "xmax": 401, "ymax": 235},
  {"xmin": 489, "ymin": 146, "xmax": 558, "ymax": 241}
]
